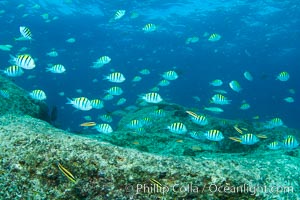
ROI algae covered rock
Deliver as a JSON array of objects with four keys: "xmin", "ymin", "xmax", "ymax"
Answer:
[
  {"xmin": 0, "ymin": 114, "xmax": 299, "ymax": 199},
  {"xmin": 0, "ymin": 75, "xmax": 49, "ymax": 120}
]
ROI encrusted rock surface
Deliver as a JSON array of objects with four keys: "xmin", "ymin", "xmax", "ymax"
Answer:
[
  {"xmin": 0, "ymin": 114, "xmax": 299, "ymax": 199},
  {"xmin": 0, "ymin": 75, "xmax": 48, "ymax": 119}
]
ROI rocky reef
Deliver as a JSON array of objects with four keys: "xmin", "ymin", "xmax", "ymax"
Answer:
[
  {"xmin": 0, "ymin": 75, "xmax": 300, "ymax": 199},
  {"xmin": 0, "ymin": 75, "xmax": 49, "ymax": 121},
  {"xmin": 0, "ymin": 114, "xmax": 300, "ymax": 199}
]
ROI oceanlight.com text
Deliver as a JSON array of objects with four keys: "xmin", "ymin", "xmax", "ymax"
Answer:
[{"xmin": 126, "ymin": 183, "xmax": 294, "ymax": 195}]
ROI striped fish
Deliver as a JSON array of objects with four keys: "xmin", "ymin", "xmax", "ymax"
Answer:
[
  {"xmin": 95, "ymin": 123, "xmax": 113, "ymax": 134},
  {"xmin": 58, "ymin": 163, "xmax": 76, "ymax": 183},
  {"xmin": 106, "ymin": 86, "xmax": 123, "ymax": 96},
  {"xmin": 276, "ymin": 71, "xmax": 289, "ymax": 82},
  {"xmin": 114, "ymin": 10, "xmax": 126, "ymax": 20},
  {"xmin": 282, "ymin": 135, "xmax": 299, "ymax": 149},
  {"xmin": 3, "ymin": 65, "xmax": 24, "ymax": 77},
  {"xmin": 90, "ymin": 99, "xmax": 104, "ymax": 109},
  {"xmin": 46, "ymin": 64, "xmax": 66, "ymax": 73},
  {"xmin": 208, "ymin": 33, "xmax": 221, "ymax": 42},
  {"xmin": 142, "ymin": 23, "xmax": 157, "ymax": 32},
  {"xmin": 104, "ymin": 72, "xmax": 126, "ymax": 83},
  {"xmin": 210, "ymin": 94, "xmax": 231, "ymax": 105},
  {"xmin": 99, "ymin": 114, "xmax": 113, "ymax": 123},
  {"xmin": 240, "ymin": 134, "xmax": 259, "ymax": 145},
  {"xmin": 141, "ymin": 92, "xmax": 163, "ymax": 103},
  {"xmin": 267, "ymin": 141, "xmax": 281, "ymax": 150},
  {"xmin": 162, "ymin": 70, "xmax": 178, "ymax": 81},
  {"xmin": 167, "ymin": 122, "xmax": 187, "ymax": 134},
  {"xmin": 29, "ymin": 89, "xmax": 47, "ymax": 101},
  {"xmin": 127, "ymin": 119, "xmax": 143, "ymax": 129},
  {"xmin": 66, "ymin": 97, "xmax": 92, "ymax": 111},
  {"xmin": 10, "ymin": 54, "xmax": 35, "ymax": 69},
  {"xmin": 19, "ymin": 26, "xmax": 32, "ymax": 40},
  {"xmin": 204, "ymin": 129, "xmax": 224, "ymax": 141}
]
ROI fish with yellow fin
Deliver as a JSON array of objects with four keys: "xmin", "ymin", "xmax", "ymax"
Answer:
[
  {"xmin": 58, "ymin": 163, "xmax": 76, "ymax": 183},
  {"xmin": 80, "ymin": 122, "xmax": 96, "ymax": 127}
]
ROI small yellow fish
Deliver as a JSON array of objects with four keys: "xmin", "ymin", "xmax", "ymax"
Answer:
[
  {"xmin": 58, "ymin": 163, "xmax": 76, "ymax": 183},
  {"xmin": 256, "ymin": 134, "xmax": 268, "ymax": 139},
  {"xmin": 229, "ymin": 137, "xmax": 242, "ymax": 143},
  {"xmin": 79, "ymin": 122, "xmax": 96, "ymax": 127},
  {"xmin": 150, "ymin": 178, "xmax": 162, "ymax": 187},
  {"xmin": 185, "ymin": 110, "xmax": 198, "ymax": 118},
  {"xmin": 132, "ymin": 141, "xmax": 140, "ymax": 145},
  {"xmin": 233, "ymin": 125, "xmax": 243, "ymax": 134},
  {"xmin": 176, "ymin": 139, "xmax": 183, "ymax": 143}
]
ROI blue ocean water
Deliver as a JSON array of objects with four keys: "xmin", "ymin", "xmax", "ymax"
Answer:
[{"xmin": 0, "ymin": 0, "xmax": 299, "ymax": 131}]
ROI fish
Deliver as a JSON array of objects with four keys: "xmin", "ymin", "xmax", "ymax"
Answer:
[
  {"xmin": 209, "ymin": 79, "xmax": 223, "ymax": 86},
  {"xmin": 264, "ymin": 117, "xmax": 284, "ymax": 129},
  {"xmin": 203, "ymin": 106, "xmax": 224, "ymax": 113},
  {"xmin": 284, "ymin": 97, "xmax": 294, "ymax": 103},
  {"xmin": 233, "ymin": 125, "xmax": 243, "ymax": 134},
  {"xmin": 91, "ymin": 56, "xmax": 111, "ymax": 68},
  {"xmin": 282, "ymin": 135, "xmax": 299, "ymax": 149},
  {"xmin": 113, "ymin": 10, "xmax": 126, "ymax": 20},
  {"xmin": 158, "ymin": 79, "xmax": 170, "ymax": 87},
  {"xmin": 142, "ymin": 23, "xmax": 157, "ymax": 32},
  {"xmin": 90, "ymin": 99, "xmax": 104, "ymax": 109},
  {"xmin": 105, "ymin": 86, "xmax": 123, "ymax": 96},
  {"xmin": 46, "ymin": 50, "xmax": 58, "ymax": 57},
  {"xmin": 267, "ymin": 141, "xmax": 281, "ymax": 150},
  {"xmin": 213, "ymin": 89, "xmax": 227, "ymax": 94},
  {"xmin": 19, "ymin": 26, "xmax": 32, "ymax": 40},
  {"xmin": 103, "ymin": 72, "xmax": 126, "ymax": 83},
  {"xmin": 204, "ymin": 129, "xmax": 224, "ymax": 141},
  {"xmin": 66, "ymin": 97, "xmax": 92, "ymax": 111},
  {"xmin": 2, "ymin": 65, "xmax": 24, "ymax": 77},
  {"xmin": 103, "ymin": 93, "xmax": 114, "ymax": 101},
  {"xmin": 162, "ymin": 70, "xmax": 178, "ymax": 80},
  {"xmin": 139, "ymin": 69, "xmax": 150, "ymax": 75},
  {"xmin": 127, "ymin": 119, "xmax": 143, "ymax": 129},
  {"xmin": 229, "ymin": 80, "xmax": 242, "ymax": 92},
  {"xmin": 80, "ymin": 122, "xmax": 96, "ymax": 127},
  {"xmin": 151, "ymin": 109, "xmax": 166, "ymax": 117},
  {"xmin": 132, "ymin": 76, "xmax": 142, "ymax": 82},
  {"xmin": 208, "ymin": 33, "xmax": 221, "ymax": 42},
  {"xmin": 185, "ymin": 36, "xmax": 199, "ymax": 44},
  {"xmin": 229, "ymin": 134, "xmax": 259, "ymax": 145},
  {"xmin": 276, "ymin": 71, "xmax": 289, "ymax": 82},
  {"xmin": 210, "ymin": 94, "xmax": 231, "ymax": 105},
  {"xmin": 141, "ymin": 92, "xmax": 163, "ymax": 103},
  {"xmin": 116, "ymin": 97, "xmax": 126, "ymax": 106},
  {"xmin": 243, "ymin": 71, "xmax": 253, "ymax": 81},
  {"xmin": 58, "ymin": 163, "xmax": 76, "ymax": 183},
  {"xmin": 99, "ymin": 114, "xmax": 113, "ymax": 123},
  {"xmin": 186, "ymin": 111, "xmax": 208, "ymax": 126},
  {"xmin": 10, "ymin": 54, "xmax": 36, "ymax": 69},
  {"xmin": 240, "ymin": 102, "xmax": 250, "ymax": 110},
  {"xmin": 46, "ymin": 64, "xmax": 66, "ymax": 73},
  {"xmin": 141, "ymin": 117, "xmax": 152, "ymax": 126},
  {"xmin": 167, "ymin": 122, "xmax": 187, "ymax": 134},
  {"xmin": 66, "ymin": 37, "xmax": 76, "ymax": 43},
  {"xmin": 149, "ymin": 178, "xmax": 162, "ymax": 188},
  {"xmin": 189, "ymin": 131, "xmax": 205, "ymax": 140},
  {"xmin": 95, "ymin": 123, "xmax": 113, "ymax": 134},
  {"xmin": 29, "ymin": 89, "xmax": 47, "ymax": 100},
  {"xmin": 0, "ymin": 44, "xmax": 13, "ymax": 51}
]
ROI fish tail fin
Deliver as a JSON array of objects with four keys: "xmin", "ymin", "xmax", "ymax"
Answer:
[{"xmin": 66, "ymin": 97, "xmax": 72, "ymax": 104}]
